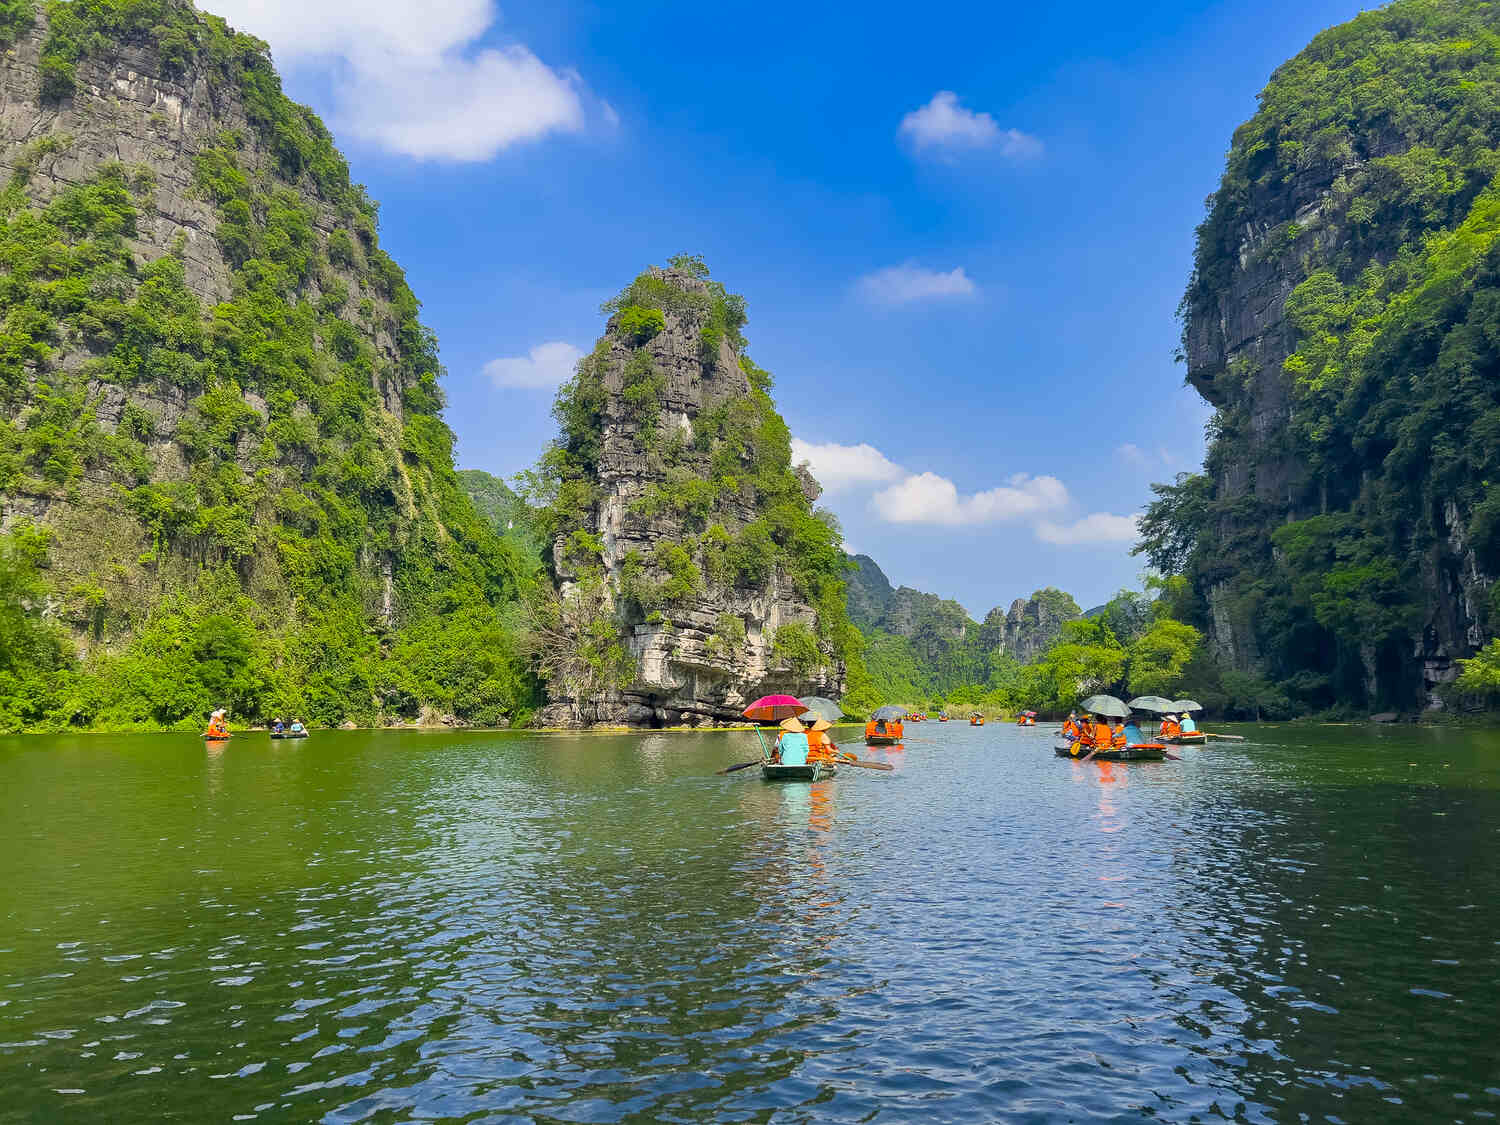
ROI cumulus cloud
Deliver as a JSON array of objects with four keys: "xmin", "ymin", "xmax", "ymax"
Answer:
[
  {"xmin": 873, "ymin": 472, "xmax": 1068, "ymax": 526},
  {"xmin": 484, "ymin": 341, "xmax": 583, "ymax": 390},
  {"xmin": 898, "ymin": 91, "xmax": 1042, "ymax": 159},
  {"xmin": 1036, "ymin": 513, "xmax": 1141, "ymax": 546},
  {"xmin": 203, "ymin": 0, "xmax": 593, "ymax": 161},
  {"xmin": 790, "ymin": 439, "xmax": 906, "ymax": 493},
  {"xmin": 856, "ymin": 264, "xmax": 977, "ymax": 305}
]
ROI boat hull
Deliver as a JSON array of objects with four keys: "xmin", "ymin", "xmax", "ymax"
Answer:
[
  {"xmin": 761, "ymin": 762, "xmax": 837, "ymax": 782},
  {"xmin": 1053, "ymin": 741, "xmax": 1167, "ymax": 762},
  {"xmin": 270, "ymin": 733, "xmax": 309, "ymax": 740},
  {"xmin": 865, "ymin": 736, "xmax": 902, "ymax": 746},
  {"xmin": 1164, "ymin": 733, "xmax": 1206, "ymax": 745}
]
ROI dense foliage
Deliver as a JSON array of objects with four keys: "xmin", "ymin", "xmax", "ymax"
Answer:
[
  {"xmin": 528, "ymin": 256, "xmax": 858, "ymax": 696},
  {"xmin": 0, "ymin": 0, "xmax": 539, "ymax": 731},
  {"xmin": 1150, "ymin": 0, "xmax": 1500, "ymax": 713}
]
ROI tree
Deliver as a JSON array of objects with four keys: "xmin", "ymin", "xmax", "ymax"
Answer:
[
  {"xmin": 524, "ymin": 576, "xmax": 634, "ymax": 723},
  {"xmin": 1126, "ymin": 618, "xmax": 1201, "ymax": 697}
]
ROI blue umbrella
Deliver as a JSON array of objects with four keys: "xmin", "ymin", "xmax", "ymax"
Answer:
[{"xmin": 871, "ymin": 705, "xmax": 909, "ymax": 721}]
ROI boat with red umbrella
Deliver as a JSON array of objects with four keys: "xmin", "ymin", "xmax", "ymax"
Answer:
[{"xmin": 739, "ymin": 696, "xmax": 833, "ymax": 782}]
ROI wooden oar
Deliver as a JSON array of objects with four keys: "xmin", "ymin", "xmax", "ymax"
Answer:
[
  {"xmin": 717, "ymin": 759, "xmax": 763, "ymax": 775},
  {"xmin": 1203, "ymin": 732, "xmax": 1245, "ymax": 740},
  {"xmin": 838, "ymin": 759, "xmax": 894, "ymax": 771}
]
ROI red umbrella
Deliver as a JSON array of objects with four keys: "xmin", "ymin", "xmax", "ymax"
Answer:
[{"xmin": 742, "ymin": 695, "xmax": 810, "ymax": 723}]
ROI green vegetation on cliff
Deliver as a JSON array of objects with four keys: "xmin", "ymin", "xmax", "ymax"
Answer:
[
  {"xmin": 1149, "ymin": 0, "xmax": 1500, "ymax": 714},
  {"xmin": 0, "ymin": 0, "xmax": 538, "ymax": 732}
]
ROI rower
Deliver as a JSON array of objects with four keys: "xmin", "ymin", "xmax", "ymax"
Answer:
[
  {"xmin": 807, "ymin": 718, "xmax": 837, "ymax": 764},
  {"xmin": 1180, "ymin": 712, "xmax": 1198, "ymax": 734}
]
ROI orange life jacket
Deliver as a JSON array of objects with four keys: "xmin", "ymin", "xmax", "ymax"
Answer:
[
  {"xmin": 807, "ymin": 730, "xmax": 836, "ymax": 762},
  {"xmin": 1161, "ymin": 719, "xmax": 1181, "ymax": 739},
  {"xmin": 1062, "ymin": 719, "xmax": 1080, "ymax": 739},
  {"xmin": 1091, "ymin": 722, "xmax": 1113, "ymax": 747},
  {"xmin": 1111, "ymin": 727, "xmax": 1127, "ymax": 748}
]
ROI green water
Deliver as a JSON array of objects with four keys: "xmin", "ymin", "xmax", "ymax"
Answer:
[{"xmin": 2, "ymin": 723, "xmax": 1500, "ymax": 1122}]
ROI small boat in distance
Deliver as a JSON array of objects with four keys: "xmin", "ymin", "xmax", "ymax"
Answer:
[
  {"xmin": 1016, "ymin": 711, "xmax": 1037, "ymax": 727},
  {"xmin": 970, "ymin": 713, "xmax": 985, "ymax": 726},
  {"xmin": 866, "ymin": 705, "xmax": 907, "ymax": 745}
]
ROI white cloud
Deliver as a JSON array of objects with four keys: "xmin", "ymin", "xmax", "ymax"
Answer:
[
  {"xmin": 484, "ymin": 341, "xmax": 582, "ymax": 390},
  {"xmin": 898, "ymin": 91, "xmax": 1042, "ymax": 159},
  {"xmin": 873, "ymin": 472, "xmax": 1068, "ymax": 526},
  {"xmin": 1116, "ymin": 443, "xmax": 1149, "ymax": 467},
  {"xmin": 790, "ymin": 439, "xmax": 906, "ymax": 493},
  {"xmin": 203, "ymin": 0, "xmax": 591, "ymax": 161},
  {"xmin": 857, "ymin": 264, "xmax": 977, "ymax": 305},
  {"xmin": 1036, "ymin": 513, "xmax": 1141, "ymax": 546}
]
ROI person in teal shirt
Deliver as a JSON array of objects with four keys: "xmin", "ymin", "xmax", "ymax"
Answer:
[
  {"xmin": 774, "ymin": 717, "xmax": 810, "ymax": 765},
  {"xmin": 1180, "ymin": 713, "xmax": 1197, "ymax": 733},
  {"xmin": 1123, "ymin": 718, "xmax": 1144, "ymax": 746}
]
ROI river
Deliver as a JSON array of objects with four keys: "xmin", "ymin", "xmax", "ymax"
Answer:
[{"xmin": 2, "ymin": 723, "xmax": 1499, "ymax": 1122}]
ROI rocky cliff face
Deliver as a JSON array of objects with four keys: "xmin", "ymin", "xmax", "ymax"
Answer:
[
  {"xmin": 536, "ymin": 264, "xmax": 847, "ymax": 727},
  {"xmin": 1172, "ymin": 0, "xmax": 1500, "ymax": 710},
  {"xmin": 0, "ymin": 1, "xmax": 526, "ymax": 725},
  {"xmin": 979, "ymin": 588, "xmax": 1080, "ymax": 665}
]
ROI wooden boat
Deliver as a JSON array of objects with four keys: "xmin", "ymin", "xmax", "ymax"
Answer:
[
  {"xmin": 1163, "ymin": 732, "xmax": 1206, "ymax": 745},
  {"xmin": 971, "ymin": 716, "xmax": 985, "ymax": 726},
  {"xmin": 203, "ymin": 734, "xmax": 230, "ymax": 742},
  {"xmin": 762, "ymin": 761, "xmax": 837, "ymax": 782},
  {"xmin": 1053, "ymin": 740, "xmax": 1167, "ymax": 762},
  {"xmin": 865, "ymin": 720, "xmax": 904, "ymax": 745},
  {"xmin": 270, "ymin": 732, "xmax": 309, "ymax": 740}
]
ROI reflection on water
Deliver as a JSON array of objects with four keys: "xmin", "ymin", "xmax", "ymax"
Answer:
[{"xmin": 1, "ymin": 724, "xmax": 1499, "ymax": 1122}]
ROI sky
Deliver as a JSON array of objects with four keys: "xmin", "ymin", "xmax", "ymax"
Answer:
[{"xmin": 203, "ymin": 0, "xmax": 1371, "ymax": 616}]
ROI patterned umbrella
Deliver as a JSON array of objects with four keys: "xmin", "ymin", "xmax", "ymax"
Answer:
[{"xmin": 743, "ymin": 695, "xmax": 810, "ymax": 723}]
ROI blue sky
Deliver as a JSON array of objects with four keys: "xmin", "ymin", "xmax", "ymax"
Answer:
[{"xmin": 206, "ymin": 0, "xmax": 1369, "ymax": 616}]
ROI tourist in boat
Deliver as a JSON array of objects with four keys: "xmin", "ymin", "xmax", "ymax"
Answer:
[
  {"xmin": 1109, "ymin": 720, "xmax": 1128, "ymax": 749},
  {"xmin": 205, "ymin": 709, "xmax": 229, "ymax": 739},
  {"xmin": 1123, "ymin": 716, "xmax": 1145, "ymax": 746},
  {"xmin": 807, "ymin": 718, "xmax": 838, "ymax": 764},
  {"xmin": 775, "ymin": 717, "xmax": 810, "ymax": 766},
  {"xmin": 289, "ymin": 718, "xmax": 306, "ymax": 736},
  {"xmin": 1088, "ymin": 713, "xmax": 1113, "ymax": 748},
  {"xmin": 270, "ymin": 718, "xmax": 285, "ymax": 735},
  {"xmin": 1061, "ymin": 712, "xmax": 1082, "ymax": 741},
  {"xmin": 1160, "ymin": 713, "xmax": 1182, "ymax": 739},
  {"xmin": 1180, "ymin": 712, "xmax": 1198, "ymax": 734}
]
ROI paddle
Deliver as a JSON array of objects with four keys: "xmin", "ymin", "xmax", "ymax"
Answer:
[
  {"xmin": 838, "ymin": 759, "xmax": 895, "ymax": 771},
  {"xmin": 716, "ymin": 759, "xmax": 763, "ymax": 775}
]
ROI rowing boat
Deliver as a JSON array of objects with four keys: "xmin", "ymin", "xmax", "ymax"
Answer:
[
  {"xmin": 762, "ymin": 761, "xmax": 838, "ymax": 782},
  {"xmin": 1053, "ymin": 740, "xmax": 1167, "ymax": 762},
  {"xmin": 1162, "ymin": 732, "xmax": 1206, "ymax": 745},
  {"xmin": 270, "ymin": 732, "xmax": 309, "ymax": 740}
]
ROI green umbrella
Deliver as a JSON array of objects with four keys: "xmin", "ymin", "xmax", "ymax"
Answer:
[
  {"xmin": 1128, "ymin": 696, "xmax": 1176, "ymax": 713},
  {"xmin": 798, "ymin": 696, "xmax": 843, "ymax": 723},
  {"xmin": 1171, "ymin": 699, "xmax": 1204, "ymax": 713},
  {"xmin": 1079, "ymin": 694, "xmax": 1129, "ymax": 718}
]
